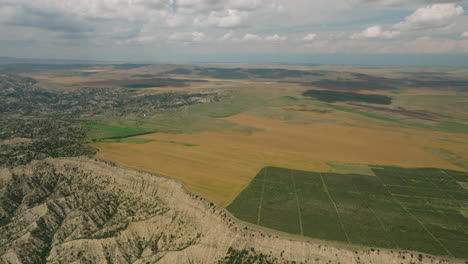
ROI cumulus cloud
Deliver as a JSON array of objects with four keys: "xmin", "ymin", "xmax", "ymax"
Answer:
[
  {"xmin": 192, "ymin": 31, "xmax": 206, "ymax": 41},
  {"xmin": 228, "ymin": 0, "xmax": 264, "ymax": 10},
  {"xmin": 239, "ymin": 33, "xmax": 287, "ymax": 41},
  {"xmin": 220, "ymin": 31, "xmax": 235, "ymax": 41},
  {"xmin": 348, "ymin": 0, "xmax": 405, "ymax": 7},
  {"xmin": 1, "ymin": 0, "xmax": 468, "ymax": 60},
  {"xmin": 199, "ymin": 9, "xmax": 248, "ymax": 28},
  {"xmin": 394, "ymin": 3, "xmax": 464, "ymax": 31},
  {"xmin": 166, "ymin": 14, "xmax": 186, "ymax": 28},
  {"xmin": 175, "ymin": 0, "xmax": 266, "ymax": 14},
  {"xmin": 351, "ymin": 25, "xmax": 400, "ymax": 39},
  {"xmin": 117, "ymin": 35, "xmax": 156, "ymax": 45},
  {"xmin": 0, "ymin": 4, "xmax": 92, "ymax": 33},
  {"xmin": 350, "ymin": 0, "xmax": 463, "ymax": 7},
  {"xmin": 242, "ymin": 33, "xmax": 262, "ymax": 41},
  {"xmin": 303, "ymin": 33, "xmax": 317, "ymax": 41},
  {"xmin": 242, "ymin": 33, "xmax": 261, "ymax": 41},
  {"xmin": 168, "ymin": 31, "xmax": 206, "ymax": 42},
  {"xmin": 264, "ymin": 34, "xmax": 287, "ymax": 41}
]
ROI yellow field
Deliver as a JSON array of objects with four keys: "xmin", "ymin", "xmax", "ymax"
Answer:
[{"xmin": 93, "ymin": 113, "xmax": 468, "ymax": 207}]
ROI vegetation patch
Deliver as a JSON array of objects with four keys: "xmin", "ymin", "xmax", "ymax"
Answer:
[
  {"xmin": 323, "ymin": 104, "xmax": 401, "ymax": 123},
  {"xmin": 227, "ymin": 166, "xmax": 468, "ymax": 259},
  {"xmin": 303, "ymin": 90, "xmax": 392, "ymax": 105},
  {"xmin": 86, "ymin": 124, "xmax": 151, "ymax": 140},
  {"xmin": 99, "ymin": 137, "xmax": 155, "ymax": 144},
  {"xmin": 425, "ymin": 148, "xmax": 468, "ymax": 170},
  {"xmin": 0, "ymin": 119, "xmax": 96, "ymax": 167},
  {"xmin": 328, "ymin": 162, "xmax": 375, "ymax": 176},
  {"xmin": 164, "ymin": 68, "xmax": 192, "ymax": 75},
  {"xmin": 432, "ymin": 121, "xmax": 468, "ymax": 134},
  {"xmin": 305, "ymin": 79, "xmax": 397, "ymax": 91}
]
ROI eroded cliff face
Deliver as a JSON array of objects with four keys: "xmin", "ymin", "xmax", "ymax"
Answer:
[{"xmin": 0, "ymin": 158, "xmax": 463, "ymax": 264}]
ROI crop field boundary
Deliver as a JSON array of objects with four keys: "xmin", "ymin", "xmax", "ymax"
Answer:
[
  {"xmin": 256, "ymin": 168, "xmax": 267, "ymax": 225},
  {"xmin": 350, "ymin": 181, "xmax": 400, "ymax": 249},
  {"xmin": 319, "ymin": 172, "xmax": 350, "ymax": 243},
  {"xmin": 290, "ymin": 170, "xmax": 304, "ymax": 236},
  {"xmin": 227, "ymin": 166, "xmax": 468, "ymax": 259},
  {"xmin": 372, "ymin": 172, "xmax": 454, "ymax": 257},
  {"xmin": 418, "ymin": 171, "xmax": 459, "ymax": 203}
]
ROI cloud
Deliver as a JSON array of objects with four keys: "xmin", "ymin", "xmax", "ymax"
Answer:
[
  {"xmin": 264, "ymin": 34, "xmax": 287, "ymax": 41},
  {"xmin": 220, "ymin": 31, "xmax": 235, "ymax": 41},
  {"xmin": 350, "ymin": 0, "xmax": 462, "ymax": 7},
  {"xmin": 192, "ymin": 31, "xmax": 206, "ymax": 41},
  {"xmin": 168, "ymin": 31, "xmax": 206, "ymax": 42},
  {"xmin": 348, "ymin": 0, "xmax": 406, "ymax": 7},
  {"xmin": 228, "ymin": 0, "xmax": 264, "ymax": 10},
  {"xmin": 394, "ymin": 3, "xmax": 464, "ymax": 31},
  {"xmin": 242, "ymin": 33, "xmax": 262, "ymax": 41},
  {"xmin": 117, "ymin": 35, "xmax": 156, "ymax": 45},
  {"xmin": 200, "ymin": 9, "xmax": 248, "ymax": 28},
  {"xmin": 239, "ymin": 33, "xmax": 286, "ymax": 41},
  {"xmin": 2, "ymin": 0, "xmax": 468, "ymax": 61},
  {"xmin": 303, "ymin": 33, "xmax": 317, "ymax": 41},
  {"xmin": 381, "ymin": 36, "xmax": 465, "ymax": 53},
  {"xmin": 166, "ymin": 14, "xmax": 186, "ymax": 28},
  {"xmin": 0, "ymin": 5, "xmax": 92, "ymax": 33},
  {"xmin": 351, "ymin": 25, "xmax": 400, "ymax": 39}
]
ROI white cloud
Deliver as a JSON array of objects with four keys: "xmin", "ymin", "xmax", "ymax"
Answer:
[
  {"xmin": 117, "ymin": 35, "xmax": 156, "ymax": 45},
  {"xmin": 2, "ymin": 0, "xmax": 468, "ymax": 60},
  {"xmin": 202, "ymin": 9, "xmax": 247, "ymax": 28},
  {"xmin": 394, "ymin": 3, "xmax": 464, "ymax": 31},
  {"xmin": 228, "ymin": 0, "xmax": 264, "ymax": 10},
  {"xmin": 168, "ymin": 31, "xmax": 206, "ymax": 42},
  {"xmin": 220, "ymin": 30, "xmax": 234, "ymax": 41},
  {"xmin": 351, "ymin": 25, "xmax": 400, "ymax": 39},
  {"xmin": 165, "ymin": 14, "xmax": 186, "ymax": 28},
  {"xmin": 192, "ymin": 31, "xmax": 206, "ymax": 41},
  {"xmin": 168, "ymin": 32, "xmax": 187, "ymax": 41},
  {"xmin": 242, "ymin": 33, "xmax": 261, "ymax": 41},
  {"xmin": 303, "ymin": 33, "xmax": 317, "ymax": 41},
  {"xmin": 381, "ymin": 37, "xmax": 462, "ymax": 53},
  {"xmin": 264, "ymin": 34, "xmax": 287, "ymax": 41}
]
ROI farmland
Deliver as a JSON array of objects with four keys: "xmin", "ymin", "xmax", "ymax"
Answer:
[
  {"xmin": 227, "ymin": 166, "xmax": 468, "ymax": 259},
  {"xmin": 93, "ymin": 113, "xmax": 468, "ymax": 206},
  {"xmin": 3, "ymin": 63, "xmax": 468, "ymax": 262}
]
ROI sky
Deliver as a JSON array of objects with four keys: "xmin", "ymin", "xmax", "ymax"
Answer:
[{"xmin": 1, "ymin": 0, "xmax": 468, "ymax": 65}]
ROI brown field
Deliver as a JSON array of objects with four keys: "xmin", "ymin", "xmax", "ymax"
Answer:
[
  {"xmin": 283, "ymin": 105, "xmax": 468, "ymax": 141},
  {"xmin": 93, "ymin": 113, "xmax": 468, "ymax": 207},
  {"xmin": 28, "ymin": 75, "xmax": 103, "ymax": 84}
]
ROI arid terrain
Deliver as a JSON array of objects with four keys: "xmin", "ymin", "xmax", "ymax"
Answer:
[{"xmin": 1, "ymin": 157, "xmax": 465, "ymax": 264}]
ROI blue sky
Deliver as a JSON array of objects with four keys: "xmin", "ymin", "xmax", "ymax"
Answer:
[{"xmin": 0, "ymin": 0, "xmax": 467, "ymax": 65}]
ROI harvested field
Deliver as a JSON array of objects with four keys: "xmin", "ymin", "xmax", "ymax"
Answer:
[
  {"xmin": 93, "ymin": 114, "xmax": 468, "ymax": 206},
  {"xmin": 227, "ymin": 166, "xmax": 468, "ymax": 259},
  {"xmin": 81, "ymin": 78, "xmax": 207, "ymax": 88},
  {"xmin": 28, "ymin": 75, "xmax": 104, "ymax": 84}
]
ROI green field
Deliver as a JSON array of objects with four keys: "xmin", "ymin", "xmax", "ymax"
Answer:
[{"xmin": 227, "ymin": 166, "xmax": 468, "ymax": 258}]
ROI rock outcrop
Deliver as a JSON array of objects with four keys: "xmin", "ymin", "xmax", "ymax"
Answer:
[{"xmin": 0, "ymin": 158, "xmax": 464, "ymax": 264}]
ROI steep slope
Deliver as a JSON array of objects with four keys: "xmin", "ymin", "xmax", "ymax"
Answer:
[{"xmin": 0, "ymin": 158, "xmax": 464, "ymax": 264}]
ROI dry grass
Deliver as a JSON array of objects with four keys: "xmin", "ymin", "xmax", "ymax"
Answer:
[
  {"xmin": 93, "ymin": 113, "xmax": 468, "ymax": 207},
  {"xmin": 283, "ymin": 105, "xmax": 468, "ymax": 141},
  {"xmin": 28, "ymin": 75, "xmax": 103, "ymax": 84}
]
